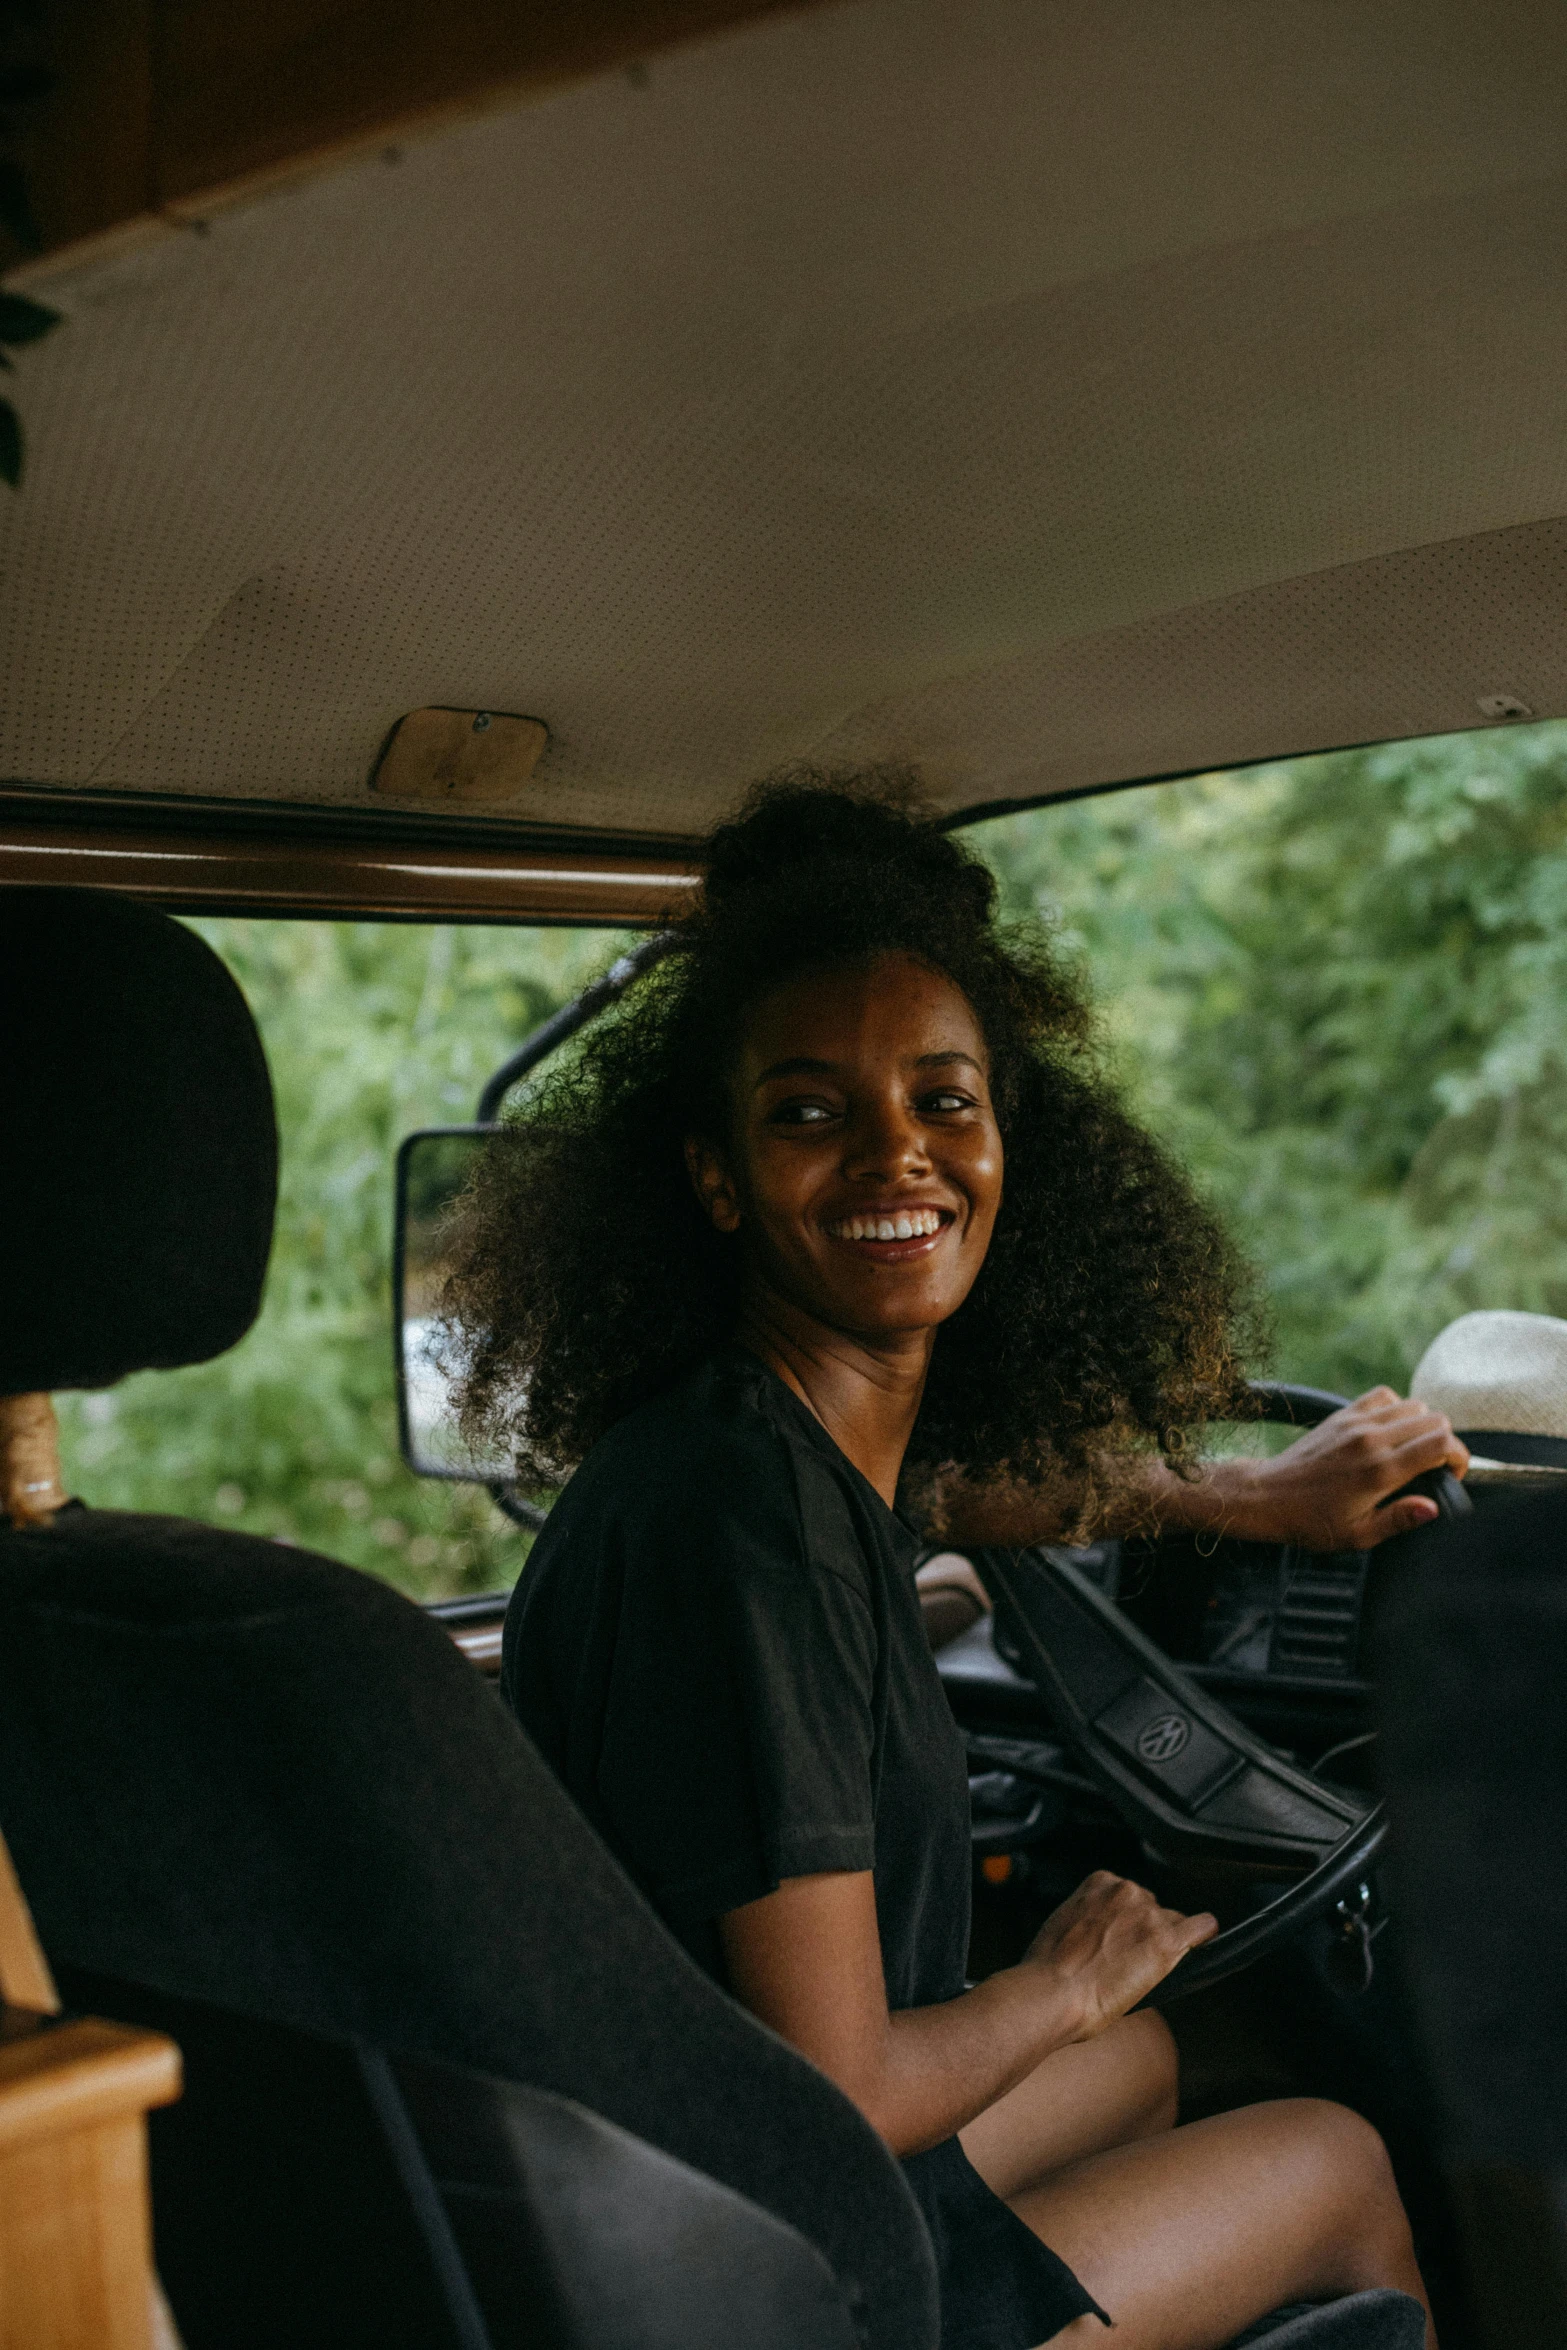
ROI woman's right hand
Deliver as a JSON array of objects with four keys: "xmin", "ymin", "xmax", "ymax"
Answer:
[{"xmin": 1021, "ymin": 1870, "xmax": 1217, "ymax": 2039}]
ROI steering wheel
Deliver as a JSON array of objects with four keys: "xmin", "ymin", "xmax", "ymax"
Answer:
[{"xmin": 975, "ymin": 1381, "xmax": 1470, "ymax": 2006}]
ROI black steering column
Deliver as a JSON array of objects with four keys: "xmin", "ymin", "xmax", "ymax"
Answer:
[{"xmin": 973, "ymin": 1383, "xmax": 1468, "ymax": 2004}]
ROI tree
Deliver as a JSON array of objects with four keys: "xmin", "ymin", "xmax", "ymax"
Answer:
[
  {"xmin": 54, "ymin": 917, "xmax": 629, "ymax": 1597},
  {"xmin": 975, "ymin": 721, "xmax": 1567, "ymax": 1396}
]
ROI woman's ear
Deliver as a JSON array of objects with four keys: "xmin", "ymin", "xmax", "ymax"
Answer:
[{"xmin": 684, "ymin": 1135, "xmax": 742, "ymax": 1234}]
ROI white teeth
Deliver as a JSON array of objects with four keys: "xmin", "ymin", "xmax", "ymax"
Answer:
[{"xmin": 831, "ymin": 1209, "xmax": 944, "ymax": 1241}]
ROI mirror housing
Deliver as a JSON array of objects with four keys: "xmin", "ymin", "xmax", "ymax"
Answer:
[{"xmin": 393, "ymin": 1126, "xmax": 519, "ymax": 1490}]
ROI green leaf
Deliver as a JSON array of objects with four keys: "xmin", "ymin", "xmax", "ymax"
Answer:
[
  {"xmin": 0, "ymin": 161, "xmax": 40, "ymax": 252},
  {"xmin": 977, "ymin": 720, "xmax": 1567, "ymax": 1391},
  {"xmin": 0, "ymin": 396, "xmax": 21, "ymax": 486},
  {"xmin": 0, "ymin": 290, "xmax": 60, "ymax": 345}
]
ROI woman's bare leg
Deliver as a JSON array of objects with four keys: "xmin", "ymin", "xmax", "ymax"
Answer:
[
  {"xmin": 1018, "ymin": 2097, "xmax": 1434, "ymax": 2350},
  {"xmin": 959, "ymin": 2000, "xmax": 1431, "ymax": 2345},
  {"xmin": 961, "ymin": 2009, "xmax": 1178, "ymax": 2196}
]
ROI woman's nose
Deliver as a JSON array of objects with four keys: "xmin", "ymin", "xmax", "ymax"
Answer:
[{"xmin": 844, "ymin": 1099, "xmax": 931, "ymax": 1179}]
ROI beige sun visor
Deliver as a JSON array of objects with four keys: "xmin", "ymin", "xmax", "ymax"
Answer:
[{"xmin": 6, "ymin": 0, "xmax": 1567, "ymax": 848}]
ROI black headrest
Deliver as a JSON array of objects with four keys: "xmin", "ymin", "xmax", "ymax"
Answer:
[{"xmin": 0, "ymin": 887, "xmax": 277, "ymax": 1393}]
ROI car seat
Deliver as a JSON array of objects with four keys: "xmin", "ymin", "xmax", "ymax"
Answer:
[
  {"xmin": 1375, "ymin": 1481, "xmax": 1567, "ymax": 2350},
  {"xmin": 0, "ymin": 887, "xmax": 930, "ymax": 2350}
]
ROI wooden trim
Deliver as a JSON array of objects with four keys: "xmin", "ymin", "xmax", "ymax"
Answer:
[
  {"xmin": 6, "ymin": 0, "xmax": 830, "ymax": 274},
  {"xmin": 0, "ymin": 823, "xmax": 698, "ymax": 925},
  {"xmin": 428, "ymin": 1592, "xmax": 509, "ymax": 1677},
  {"xmin": 447, "ymin": 1620, "xmax": 506, "ymax": 1675},
  {"xmin": 0, "ymin": 2021, "xmax": 180, "ymax": 2159},
  {"xmin": 0, "ymin": 1835, "xmax": 59, "ymax": 2017},
  {"xmin": 0, "ymin": 2020, "xmax": 180, "ymax": 2350},
  {"xmin": 6, "ymin": 0, "xmax": 155, "ymax": 271},
  {"xmin": 156, "ymin": 0, "xmax": 823, "ymax": 207},
  {"xmin": 0, "ymin": 1394, "xmax": 68, "ymax": 1532},
  {"xmin": 0, "ymin": 1829, "xmax": 180, "ymax": 2350}
]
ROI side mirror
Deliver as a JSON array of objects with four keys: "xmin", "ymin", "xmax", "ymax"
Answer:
[
  {"xmin": 394, "ymin": 1128, "xmax": 527, "ymax": 1502},
  {"xmin": 397, "ymin": 943, "xmax": 682, "ymax": 1525}
]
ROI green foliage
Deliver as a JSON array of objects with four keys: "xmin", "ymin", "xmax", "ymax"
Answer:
[
  {"xmin": 54, "ymin": 725, "xmax": 1567, "ymax": 1593},
  {"xmin": 54, "ymin": 919, "xmax": 630, "ymax": 1599},
  {"xmin": 0, "ymin": 6, "xmax": 53, "ymax": 257},
  {"xmin": 975, "ymin": 723, "xmax": 1567, "ymax": 1396}
]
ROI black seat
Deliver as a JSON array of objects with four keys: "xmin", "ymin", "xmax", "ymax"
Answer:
[
  {"xmin": 0, "ymin": 888, "xmax": 935, "ymax": 2350},
  {"xmin": 1375, "ymin": 1483, "xmax": 1567, "ymax": 2350}
]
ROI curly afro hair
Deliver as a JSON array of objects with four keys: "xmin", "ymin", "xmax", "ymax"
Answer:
[{"xmin": 445, "ymin": 771, "xmax": 1260, "ymax": 1503}]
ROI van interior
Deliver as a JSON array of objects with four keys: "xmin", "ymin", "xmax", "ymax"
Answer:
[{"xmin": 3, "ymin": 4, "xmax": 1567, "ymax": 2346}]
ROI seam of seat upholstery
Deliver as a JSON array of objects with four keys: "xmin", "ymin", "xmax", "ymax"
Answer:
[
  {"xmin": 355, "ymin": 2043, "xmax": 497, "ymax": 2350},
  {"xmin": 16, "ymin": 1601, "xmax": 342, "ymax": 1634}
]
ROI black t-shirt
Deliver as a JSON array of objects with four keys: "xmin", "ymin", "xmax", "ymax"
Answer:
[
  {"xmin": 502, "ymin": 1346, "xmax": 1104, "ymax": 2349},
  {"xmin": 503, "ymin": 1344, "xmax": 972, "ymax": 2001}
]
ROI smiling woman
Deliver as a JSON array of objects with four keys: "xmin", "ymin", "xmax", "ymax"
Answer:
[
  {"xmin": 681, "ymin": 951, "xmax": 1006, "ymax": 1508},
  {"xmin": 446, "ymin": 770, "xmax": 1258, "ymax": 1507},
  {"xmin": 448, "ymin": 776, "xmax": 1434, "ymax": 2350}
]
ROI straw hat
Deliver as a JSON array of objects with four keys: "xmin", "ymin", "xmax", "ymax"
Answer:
[{"xmin": 1410, "ymin": 1310, "xmax": 1567, "ymax": 1481}]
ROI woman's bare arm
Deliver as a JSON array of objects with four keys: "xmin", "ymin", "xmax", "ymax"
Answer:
[
  {"xmin": 935, "ymin": 1387, "xmax": 1469, "ymax": 1555},
  {"xmin": 719, "ymin": 1867, "xmax": 1213, "ymax": 2156}
]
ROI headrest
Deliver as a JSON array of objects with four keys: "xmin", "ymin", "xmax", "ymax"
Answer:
[
  {"xmin": 0, "ymin": 888, "xmax": 277, "ymax": 1394},
  {"xmin": 1411, "ymin": 1311, "xmax": 1567, "ymax": 1469}
]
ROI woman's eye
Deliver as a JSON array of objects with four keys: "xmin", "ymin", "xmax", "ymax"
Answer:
[
  {"xmin": 923, "ymin": 1090, "xmax": 974, "ymax": 1114},
  {"xmin": 770, "ymin": 1099, "xmax": 838, "ymax": 1126}
]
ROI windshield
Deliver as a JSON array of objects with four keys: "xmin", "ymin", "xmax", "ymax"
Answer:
[{"xmin": 52, "ymin": 717, "xmax": 1567, "ymax": 1596}]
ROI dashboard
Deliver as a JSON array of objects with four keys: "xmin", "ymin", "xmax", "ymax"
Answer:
[{"xmin": 1106, "ymin": 1535, "xmax": 1372, "ymax": 1691}]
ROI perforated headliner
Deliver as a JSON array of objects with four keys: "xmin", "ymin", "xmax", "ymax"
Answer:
[{"xmin": 6, "ymin": 0, "xmax": 1567, "ymax": 845}]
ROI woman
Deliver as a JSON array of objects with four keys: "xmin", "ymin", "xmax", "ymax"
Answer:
[{"xmin": 451, "ymin": 778, "xmax": 1447, "ymax": 2349}]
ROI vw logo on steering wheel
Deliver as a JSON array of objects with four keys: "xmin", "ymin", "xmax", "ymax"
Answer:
[{"xmin": 1137, "ymin": 1712, "xmax": 1191, "ymax": 1764}]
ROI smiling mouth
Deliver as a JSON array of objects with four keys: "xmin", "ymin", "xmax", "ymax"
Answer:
[{"xmin": 825, "ymin": 1207, "xmax": 953, "ymax": 1244}]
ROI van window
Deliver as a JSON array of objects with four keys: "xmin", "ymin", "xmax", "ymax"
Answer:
[
  {"xmin": 53, "ymin": 919, "xmax": 629, "ymax": 1599},
  {"xmin": 54, "ymin": 717, "xmax": 1566, "ymax": 1594},
  {"xmin": 970, "ymin": 719, "xmax": 1567, "ymax": 1397}
]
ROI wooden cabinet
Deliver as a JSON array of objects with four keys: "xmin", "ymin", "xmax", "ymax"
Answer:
[{"xmin": 0, "ymin": 1835, "xmax": 181, "ymax": 2350}]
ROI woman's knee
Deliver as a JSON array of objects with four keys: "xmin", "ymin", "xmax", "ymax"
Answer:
[
  {"xmin": 1291, "ymin": 2097, "xmax": 1394, "ymax": 2180},
  {"xmin": 1278, "ymin": 2100, "xmax": 1411, "ymax": 2267}
]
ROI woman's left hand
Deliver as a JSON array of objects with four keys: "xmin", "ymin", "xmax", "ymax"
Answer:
[{"xmin": 1171, "ymin": 1387, "xmax": 1469, "ymax": 1551}]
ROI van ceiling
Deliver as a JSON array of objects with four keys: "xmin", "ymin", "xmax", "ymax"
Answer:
[{"xmin": 5, "ymin": 0, "xmax": 1567, "ymax": 849}]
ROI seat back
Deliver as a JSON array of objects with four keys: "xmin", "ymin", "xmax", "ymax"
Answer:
[
  {"xmin": 54, "ymin": 1966, "xmax": 465, "ymax": 2350},
  {"xmin": 0, "ymin": 1512, "xmax": 935, "ymax": 2349},
  {"xmin": 59, "ymin": 1967, "xmax": 860, "ymax": 2350},
  {"xmin": 393, "ymin": 2049, "xmax": 861, "ymax": 2350},
  {"xmin": 1374, "ymin": 1484, "xmax": 1567, "ymax": 2349},
  {"xmin": 0, "ymin": 888, "xmax": 936, "ymax": 2349}
]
